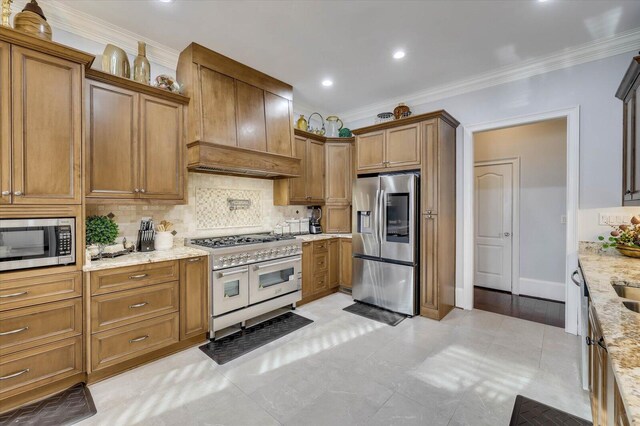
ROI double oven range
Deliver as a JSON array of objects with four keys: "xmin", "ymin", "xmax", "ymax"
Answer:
[{"xmin": 187, "ymin": 233, "xmax": 302, "ymax": 338}]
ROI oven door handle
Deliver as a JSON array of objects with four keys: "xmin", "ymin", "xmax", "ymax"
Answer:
[
  {"xmin": 254, "ymin": 257, "xmax": 301, "ymax": 270},
  {"xmin": 218, "ymin": 268, "xmax": 249, "ymax": 278}
]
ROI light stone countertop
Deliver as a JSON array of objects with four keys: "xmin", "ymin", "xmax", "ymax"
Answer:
[
  {"xmin": 296, "ymin": 233, "xmax": 352, "ymax": 242},
  {"xmin": 579, "ymin": 242, "xmax": 640, "ymax": 424},
  {"xmin": 83, "ymin": 246, "xmax": 210, "ymax": 272}
]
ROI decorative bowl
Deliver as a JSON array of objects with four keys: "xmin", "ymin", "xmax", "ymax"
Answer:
[{"xmin": 617, "ymin": 245, "xmax": 640, "ymax": 259}]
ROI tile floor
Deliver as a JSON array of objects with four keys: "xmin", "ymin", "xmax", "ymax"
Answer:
[{"xmin": 78, "ymin": 293, "xmax": 590, "ymax": 426}]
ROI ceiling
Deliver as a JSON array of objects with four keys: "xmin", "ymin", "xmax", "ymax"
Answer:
[{"xmin": 58, "ymin": 0, "xmax": 640, "ymax": 116}]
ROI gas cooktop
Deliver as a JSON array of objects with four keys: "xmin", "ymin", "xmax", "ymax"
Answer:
[{"xmin": 189, "ymin": 233, "xmax": 296, "ymax": 249}]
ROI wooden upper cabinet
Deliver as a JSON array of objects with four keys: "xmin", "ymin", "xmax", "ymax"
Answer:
[
  {"xmin": 289, "ymin": 135, "xmax": 308, "ymax": 203},
  {"xmin": 264, "ymin": 92, "xmax": 292, "ymax": 156},
  {"xmin": 199, "ymin": 66, "xmax": 236, "ymax": 146},
  {"xmin": 0, "ymin": 41, "xmax": 9, "ymax": 205},
  {"xmin": 386, "ymin": 123, "xmax": 421, "ymax": 169},
  {"xmin": 617, "ymin": 55, "xmax": 640, "ymax": 206},
  {"xmin": 86, "ymin": 80, "xmax": 139, "ymax": 199},
  {"xmin": 235, "ymin": 81, "xmax": 266, "ymax": 151},
  {"xmin": 11, "ymin": 46, "xmax": 82, "ymax": 204},
  {"xmin": 325, "ymin": 142, "xmax": 352, "ymax": 204},
  {"xmin": 306, "ymin": 140, "xmax": 325, "ymax": 201},
  {"xmin": 139, "ymin": 95, "xmax": 184, "ymax": 200},
  {"xmin": 356, "ymin": 131, "xmax": 385, "ymax": 171}
]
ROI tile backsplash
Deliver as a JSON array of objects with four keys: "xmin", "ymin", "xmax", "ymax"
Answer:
[{"xmin": 86, "ymin": 173, "xmax": 307, "ymax": 244}]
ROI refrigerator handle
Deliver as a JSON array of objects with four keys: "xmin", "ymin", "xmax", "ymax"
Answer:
[{"xmin": 379, "ymin": 189, "xmax": 385, "ymax": 244}]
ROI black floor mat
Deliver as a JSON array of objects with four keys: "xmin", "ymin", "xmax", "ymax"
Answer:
[
  {"xmin": 199, "ymin": 312, "xmax": 313, "ymax": 365},
  {"xmin": 509, "ymin": 395, "xmax": 592, "ymax": 425},
  {"xmin": 343, "ymin": 301, "xmax": 407, "ymax": 326},
  {"xmin": 0, "ymin": 383, "xmax": 96, "ymax": 426}
]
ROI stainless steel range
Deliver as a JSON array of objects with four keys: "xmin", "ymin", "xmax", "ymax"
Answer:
[{"xmin": 186, "ymin": 233, "xmax": 302, "ymax": 338}]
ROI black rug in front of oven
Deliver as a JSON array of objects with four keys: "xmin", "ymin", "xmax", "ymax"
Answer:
[{"xmin": 199, "ymin": 312, "xmax": 313, "ymax": 365}]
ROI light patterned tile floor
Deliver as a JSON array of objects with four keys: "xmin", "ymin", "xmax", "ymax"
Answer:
[{"xmin": 78, "ymin": 292, "xmax": 590, "ymax": 426}]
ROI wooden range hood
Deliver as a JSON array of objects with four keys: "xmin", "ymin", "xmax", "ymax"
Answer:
[{"xmin": 178, "ymin": 43, "xmax": 301, "ymax": 179}]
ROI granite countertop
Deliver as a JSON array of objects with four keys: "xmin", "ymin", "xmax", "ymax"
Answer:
[
  {"xmin": 579, "ymin": 243, "xmax": 640, "ymax": 424},
  {"xmin": 83, "ymin": 246, "xmax": 210, "ymax": 272},
  {"xmin": 296, "ymin": 233, "xmax": 352, "ymax": 242}
]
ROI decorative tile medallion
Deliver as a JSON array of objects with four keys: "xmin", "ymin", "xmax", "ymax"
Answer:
[{"xmin": 196, "ymin": 188, "xmax": 262, "ymax": 229}]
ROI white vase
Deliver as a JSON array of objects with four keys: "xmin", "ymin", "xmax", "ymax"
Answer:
[{"xmin": 154, "ymin": 232, "xmax": 173, "ymax": 251}]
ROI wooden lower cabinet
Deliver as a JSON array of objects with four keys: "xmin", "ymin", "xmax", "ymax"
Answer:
[
  {"xmin": 300, "ymin": 237, "xmax": 351, "ymax": 305},
  {"xmin": 87, "ymin": 256, "xmax": 208, "ymax": 381},
  {"xmin": 179, "ymin": 256, "xmax": 209, "ymax": 340},
  {"xmin": 328, "ymin": 239, "xmax": 340, "ymax": 288},
  {"xmin": 340, "ymin": 239, "xmax": 352, "ymax": 289},
  {"xmin": 589, "ymin": 302, "xmax": 630, "ymax": 425}
]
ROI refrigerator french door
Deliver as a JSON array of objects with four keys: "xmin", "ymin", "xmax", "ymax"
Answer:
[{"xmin": 352, "ymin": 173, "xmax": 418, "ymax": 315}]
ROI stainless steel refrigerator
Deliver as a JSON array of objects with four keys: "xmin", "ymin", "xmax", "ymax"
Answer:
[{"xmin": 352, "ymin": 172, "xmax": 419, "ymax": 315}]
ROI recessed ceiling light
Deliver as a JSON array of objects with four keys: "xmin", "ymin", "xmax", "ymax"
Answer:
[
  {"xmin": 538, "ymin": 0, "xmax": 549, "ymax": 2},
  {"xmin": 322, "ymin": 79, "xmax": 333, "ymax": 87},
  {"xmin": 393, "ymin": 50, "xmax": 406, "ymax": 60},
  {"xmin": 158, "ymin": 0, "xmax": 174, "ymax": 3}
]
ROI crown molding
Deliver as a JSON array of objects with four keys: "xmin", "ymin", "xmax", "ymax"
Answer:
[
  {"xmin": 338, "ymin": 27, "xmax": 640, "ymax": 124},
  {"xmin": 11, "ymin": 0, "xmax": 180, "ymax": 70}
]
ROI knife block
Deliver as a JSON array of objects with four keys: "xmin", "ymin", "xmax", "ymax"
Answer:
[{"xmin": 137, "ymin": 230, "xmax": 155, "ymax": 252}]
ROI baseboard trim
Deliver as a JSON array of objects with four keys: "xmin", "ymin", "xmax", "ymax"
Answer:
[{"xmin": 519, "ymin": 277, "xmax": 565, "ymax": 302}]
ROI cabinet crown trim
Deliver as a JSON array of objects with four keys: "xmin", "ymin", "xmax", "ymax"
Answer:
[
  {"xmin": 86, "ymin": 69, "xmax": 190, "ymax": 104},
  {"xmin": 352, "ymin": 110, "xmax": 460, "ymax": 134},
  {"xmin": 0, "ymin": 27, "xmax": 94, "ymax": 66}
]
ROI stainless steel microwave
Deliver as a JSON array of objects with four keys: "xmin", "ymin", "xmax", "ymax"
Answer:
[{"xmin": 0, "ymin": 218, "xmax": 75, "ymax": 272}]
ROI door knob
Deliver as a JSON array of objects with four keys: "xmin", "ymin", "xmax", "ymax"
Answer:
[
  {"xmin": 504, "ymin": 232, "xmax": 511, "ymax": 237},
  {"xmin": 140, "ymin": 189, "xmax": 146, "ymax": 193},
  {"xmin": 1, "ymin": 191, "xmax": 9, "ymax": 196},
  {"xmin": 13, "ymin": 191, "xmax": 22, "ymax": 196},
  {"xmin": 134, "ymin": 188, "xmax": 140, "ymax": 193}
]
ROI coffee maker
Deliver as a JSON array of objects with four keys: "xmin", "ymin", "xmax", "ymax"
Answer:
[{"xmin": 308, "ymin": 206, "xmax": 322, "ymax": 234}]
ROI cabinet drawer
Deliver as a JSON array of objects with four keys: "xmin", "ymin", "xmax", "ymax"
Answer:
[
  {"xmin": 313, "ymin": 252, "xmax": 328, "ymax": 272},
  {"xmin": 313, "ymin": 240, "xmax": 329, "ymax": 253},
  {"xmin": 91, "ymin": 313, "xmax": 179, "ymax": 371},
  {"xmin": 90, "ymin": 261, "xmax": 179, "ymax": 295},
  {"xmin": 91, "ymin": 282, "xmax": 179, "ymax": 333},
  {"xmin": 0, "ymin": 272, "xmax": 82, "ymax": 312},
  {"xmin": 0, "ymin": 336, "xmax": 82, "ymax": 399},
  {"xmin": 0, "ymin": 299, "xmax": 82, "ymax": 356},
  {"xmin": 313, "ymin": 273, "xmax": 328, "ymax": 293}
]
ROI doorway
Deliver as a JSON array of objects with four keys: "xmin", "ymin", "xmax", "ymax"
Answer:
[{"xmin": 470, "ymin": 117, "xmax": 569, "ymax": 328}]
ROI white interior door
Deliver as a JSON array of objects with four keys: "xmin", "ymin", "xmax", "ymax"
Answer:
[{"xmin": 474, "ymin": 163, "xmax": 513, "ymax": 292}]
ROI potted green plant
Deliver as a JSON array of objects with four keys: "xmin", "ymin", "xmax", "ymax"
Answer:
[
  {"xmin": 86, "ymin": 216, "xmax": 119, "ymax": 258},
  {"xmin": 599, "ymin": 215, "xmax": 640, "ymax": 258}
]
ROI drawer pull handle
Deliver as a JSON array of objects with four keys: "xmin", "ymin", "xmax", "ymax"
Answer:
[
  {"xmin": 0, "ymin": 291, "xmax": 28, "ymax": 299},
  {"xmin": 0, "ymin": 369, "xmax": 29, "ymax": 380},
  {"xmin": 129, "ymin": 302, "xmax": 148, "ymax": 309},
  {"xmin": 0, "ymin": 326, "xmax": 29, "ymax": 336},
  {"xmin": 188, "ymin": 257, "xmax": 202, "ymax": 263},
  {"xmin": 128, "ymin": 274, "xmax": 148, "ymax": 280},
  {"xmin": 129, "ymin": 335, "xmax": 149, "ymax": 343}
]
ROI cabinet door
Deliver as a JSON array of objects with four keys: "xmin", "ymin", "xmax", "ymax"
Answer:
[
  {"xmin": 306, "ymin": 140, "xmax": 325, "ymax": 202},
  {"xmin": 139, "ymin": 95, "xmax": 184, "ymax": 200},
  {"xmin": 422, "ymin": 120, "xmax": 438, "ymax": 214},
  {"xmin": 420, "ymin": 214, "xmax": 438, "ymax": 312},
  {"xmin": 0, "ymin": 41, "xmax": 9, "ymax": 204},
  {"xmin": 385, "ymin": 123, "xmax": 421, "ymax": 169},
  {"xmin": 325, "ymin": 143, "xmax": 352, "ymax": 204},
  {"xmin": 289, "ymin": 136, "xmax": 308, "ymax": 203},
  {"xmin": 264, "ymin": 92, "xmax": 292, "ymax": 156},
  {"xmin": 12, "ymin": 46, "xmax": 82, "ymax": 204},
  {"xmin": 199, "ymin": 66, "xmax": 236, "ymax": 146},
  {"xmin": 301, "ymin": 242, "xmax": 314, "ymax": 298},
  {"xmin": 85, "ymin": 80, "xmax": 139, "ymax": 199},
  {"xmin": 236, "ymin": 81, "xmax": 266, "ymax": 152},
  {"xmin": 323, "ymin": 205, "xmax": 351, "ymax": 233},
  {"xmin": 340, "ymin": 239, "xmax": 352, "ymax": 288},
  {"xmin": 356, "ymin": 131, "xmax": 385, "ymax": 172},
  {"xmin": 328, "ymin": 239, "xmax": 340, "ymax": 288},
  {"xmin": 180, "ymin": 256, "xmax": 208, "ymax": 340}
]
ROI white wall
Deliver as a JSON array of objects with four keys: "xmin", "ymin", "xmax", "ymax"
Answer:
[
  {"xmin": 475, "ymin": 119, "xmax": 567, "ymax": 297},
  {"xmin": 345, "ymin": 51, "xmax": 640, "ymax": 242}
]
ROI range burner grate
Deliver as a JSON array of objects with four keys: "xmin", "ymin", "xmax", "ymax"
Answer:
[{"xmin": 190, "ymin": 233, "xmax": 296, "ymax": 248}]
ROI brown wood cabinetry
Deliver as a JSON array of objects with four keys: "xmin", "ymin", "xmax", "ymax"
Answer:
[
  {"xmin": 353, "ymin": 111, "xmax": 459, "ymax": 320},
  {"xmin": 86, "ymin": 256, "xmax": 208, "ymax": 381},
  {"xmin": 0, "ymin": 28, "xmax": 92, "ymax": 207},
  {"xmin": 177, "ymin": 43, "xmax": 299, "ymax": 178},
  {"xmin": 322, "ymin": 205, "xmax": 351, "ymax": 233},
  {"xmin": 179, "ymin": 256, "xmax": 209, "ymax": 340},
  {"xmin": 325, "ymin": 142, "xmax": 352, "ymax": 204},
  {"xmin": 85, "ymin": 71, "xmax": 188, "ymax": 203},
  {"xmin": 328, "ymin": 239, "xmax": 340, "ymax": 288},
  {"xmin": 274, "ymin": 133, "xmax": 325, "ymax": 205},
  {"xmin": 301, "ymin": 242, "xmax": 314, "ymax": 299},
  {"xmin": 340, "ymin": 239, "xmax": 352, "ymax": 289},
  {"xmin": 616, "ymin": 55, "xmax": 640, "ymax": 206},
  {"xmin": 588, "ymin": 301, "xmax": 630, "ymax": 426}
]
